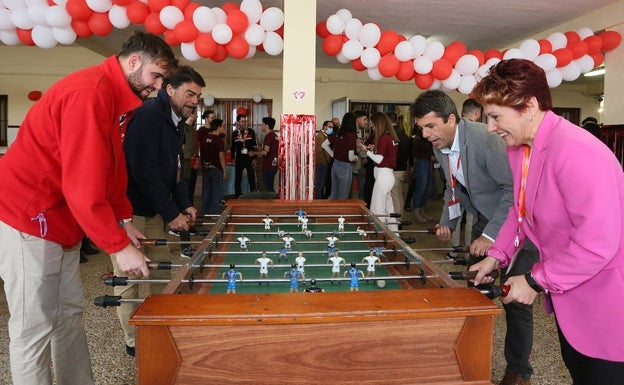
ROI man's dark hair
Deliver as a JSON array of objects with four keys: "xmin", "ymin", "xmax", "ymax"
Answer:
[
  {"xmin": 262, "ymin": 117, "xmax": 276, "ymax": 130},
  {"xmin": 461, "ymin": 98, "xmax": 482, "ymax": 116},
  {"xmin": 236, "ymin": 114, "xmax": 247, "ymax": 122},
  {"xmin": 164, "ymin": 65, "xmax": 205, "ymax": 88},
  {"xmin": 354, "ymin": 110, "xmax": 369, "ymax": 119},
  {"xmin": 202, "ymin": 110, "xmax": 214, "ymax": 119},
  {"xmin": 386, "ymin": 111, "xmax": 398, "ymax": 123},
  {"xmin": 411, "ymin": 90, "xmax": 459, "ymax": 123},
  {"xmin": 118, "ymin": 31, "xmax": 178, "ymax": 69},
  {"xmin": 210, "ymin": 118, "xmax": 223, "ymax": 131}
]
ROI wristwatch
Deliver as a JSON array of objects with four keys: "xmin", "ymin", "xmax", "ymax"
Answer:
[
  {"xmin": 118, "ymin": 218, "xmax": 133, "ymax": 227},
  {"xmin": 524, "ymin": 271, "xmax": 544, "ymax": 293}
]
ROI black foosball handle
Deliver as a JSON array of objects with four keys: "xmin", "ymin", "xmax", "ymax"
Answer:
[
  {"xmin": 104, "ymin": 276, "xmax": 128, "ymax": 287},
  {"xmin": 93, "ymin": 295, "xmax": 122, "ymax": 308}
]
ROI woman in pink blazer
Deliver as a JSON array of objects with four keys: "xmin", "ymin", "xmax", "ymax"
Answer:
[{"xmin": 470, "ymin": 59, "xmax": 624, "ymax": 385}]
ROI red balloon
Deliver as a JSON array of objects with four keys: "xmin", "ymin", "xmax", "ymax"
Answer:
[
  {"xmin": 227, "ymin": 9, "xmax": 249, "ymax": 35},
  {"xmin": 46, "ymin": 0, "xmax": 55, "ymax": 5},
  {"xmin": 211, "ymin": 44, "xmax": 228, "ymax": 62},
  {"xmin": 484, "ymin": 49, "xmax": 503, "ymax": 61},
  {"xmin": 352, "ymin": 58, "xmax": 366, "ymax": 71},
  {"xmin": 226, "ymin": 35, "xmax": 249, "ymax": 59},
  {"xmin": 584, "ymin": 35, "xmax": 602, "ymax": 54},
  {"xmin": 552, "ymin": 48, "xmax": 573, "ymax": 67},
  {"xmin": 170, "ymin": 0, "xmax": 189, "ymax": 11},
  {"xmin": 222, "ymin": 2, "xmax": 239, "ymax": 14},
  {"xmin": 88, "ymin": 12, "xmax": 113, "ymax": 36},
  {"xmin": 322, "ymin": 35, "xmax": 343, "ymax": 56},
  {"xmin": 431, "ymin": 59, "xmax": 452, "ymax": 80},
  {"xmin": 148, "ymin": 0, "xmax": 170, "ymax": 13},
  {"xmin": 396, "ymin": 60, "xmax": 415, "ymax": 81},
  {"xmin": 236, "ymin": 106, "xmax": 247, "ymax": 115},
  {"xmin": 442, "ymin": 41, "xmax": 467, "ymax": 66},
  {"xmin": 16, "ymin": 28, "xmax": 34, "ymax": 46},
  {"xmin": 66, "ymin": 0, "xmax": 93, "ymax": 21},
  {"xmin": 174, "ymin": 20, "xmax": 198, "ymax": 42},
  {"xmin": 589, "ymin": 52, "xmax": 604, "ymax": 68},
  {"xmin": 164, "ymin": 30, "xmax": 180, "ymax": 46},
  {"xmin": 183, "ymin": 2, "xmax": 200, "ymax": 20},
  {"xmin": 316, "ymin": 21, "xmax": 330, "ymax": 38},
  {"xmin": 538, "ymin": 39, "xmax": 552, "ymax": 54},
  {"xmin": 468, "ymin": 49, "xmax": 485, "ymax": 66},
  {"xmin": 112, "ymin": 0, "xmax": 131, "ymax": 5},
  {"xmin": 28, "ymin": 90, "xmax": 42, "ymax": 101},
  {"xmin": 376, "ymin": 30, "xmax": 401, "ymax": 56},
  {"xmin": 414, "ymin": 73, "xmax": 434, "ymax": 90},
  {"xmin": 126, "ymin": 1, "xmax": 150, "ymax": 25},
  {"xmin": 568, "ymin": 40, "xmax": 588, "ymax": 59},
  {"xmin": 599, "ymin": 30, "xmax": 622, "ymax": 52},
  {"xmin": 144, "ymin": 12, "xmax": 166, "ymax": 35},
  {"xmin": 564, "ymin": 31, "xmax": 581, "ymax": 44},
  {"xmin": 378, "ymin": 54, "xmax": 400, "ymax": 77},
  {"xmin": 275, "ymin": 24, "xmax": 284, "ymax": 38},
  {"xmin": 195, "ymin": 33, "xmax": 217, "ymax": 58},
  {"xmin": 71, "ymin": 20, "xmax": 92, "ymax": 38}
]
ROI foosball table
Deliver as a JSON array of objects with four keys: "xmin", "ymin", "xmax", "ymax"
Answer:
[{"xmin": 99, "ymin": 200, "xmax": 502, "ymax": 385}]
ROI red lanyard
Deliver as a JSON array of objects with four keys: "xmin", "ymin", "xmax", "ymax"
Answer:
[{"xmin": 514, "ymin": 145, "xmax": 531, "ymax": 247}]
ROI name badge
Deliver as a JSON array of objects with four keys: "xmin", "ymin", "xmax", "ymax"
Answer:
[
  {"xmin": 241, "ymin": 148, "xmax": 248, "ymax": 155},
  {"xmin": 448, "ymin": 199, "xmax": 462, "ymax": 220}
]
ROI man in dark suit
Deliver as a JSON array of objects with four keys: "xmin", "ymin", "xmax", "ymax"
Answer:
[{"xmin": 411, "ymin": 90, "xmax": 539, "ymax": 385}]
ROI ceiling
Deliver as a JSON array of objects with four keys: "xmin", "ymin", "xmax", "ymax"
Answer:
[{"xmin": 80, "ymin": 0, "xmax": 614, "ymax": 84}]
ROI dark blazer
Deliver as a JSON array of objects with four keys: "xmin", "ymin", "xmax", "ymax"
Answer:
[
  {"xmin": 434, "ymin": 118, "xmax": 513, "ymax": 239},
  {"xmin": 124, "ymin": 89, "xmax": 191, "ymax": 223}
]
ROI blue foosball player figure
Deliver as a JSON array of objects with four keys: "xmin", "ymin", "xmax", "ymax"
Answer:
[
  {"xmin": 222, "ymin": 264, "xmax": 242, "ymax": 294},
  {"xmin": 344, "ymin": 262, "xmax": 365, "ymax": 291}
]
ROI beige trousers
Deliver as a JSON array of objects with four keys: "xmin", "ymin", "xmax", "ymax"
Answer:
[
  {"xmin": 0, "ymin": 220, "xmax": 94, "ymax": 385},
  {"xmin": 109, "ymin": 215, "xmax": 171, "ymax": 348}
]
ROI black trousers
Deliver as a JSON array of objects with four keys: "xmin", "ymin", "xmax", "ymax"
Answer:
[{"xmin": 235, "ymin": 157, "xmax": 256, "ymax": 197}]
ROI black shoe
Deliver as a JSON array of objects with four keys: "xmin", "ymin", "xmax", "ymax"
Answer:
[
  {"xmin": 180, "ymin": 247, "xmax": 195, "ymax": 259},
  {"xmin": 168, "ymin": 230, "xmax": 181, "ymax": 237},
  {"xmin": 80, "ymin": 253, "xmax": 88, "ymax": 264},
  {"xmin": 189, "ymin": 226, "xmax": 198, "ymax": 236},
  {"xmin": 125, "ymin": 345, "xmax": 135, "ymax": 357}
]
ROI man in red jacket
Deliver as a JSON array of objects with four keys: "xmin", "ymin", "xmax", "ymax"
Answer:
[{"xmin": 0, "ymin": 32, "xmax": 176, "ymax": 385}]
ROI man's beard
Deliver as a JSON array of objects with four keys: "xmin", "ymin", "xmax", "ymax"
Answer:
[{"xmin": 127, "ymin": 66, "xmax": 153, "ymax": 101}]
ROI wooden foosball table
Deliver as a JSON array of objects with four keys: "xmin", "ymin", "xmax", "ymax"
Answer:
[{"xmin": 128, "ymin": 200, "xmax": 501, "ymax": 385}]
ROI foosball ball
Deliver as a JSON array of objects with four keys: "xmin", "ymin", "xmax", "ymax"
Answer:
[{"xmin": 96, "ymin": 200, "xmax": 502, "ymax": 385}]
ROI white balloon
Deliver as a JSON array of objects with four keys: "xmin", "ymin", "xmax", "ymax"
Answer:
[
  {"xmin": 253, "ymin": 93, "xmax": 262, "ymax": 103},
  {"xmin": 394, "ymin": 40, "xmax": 415, "ymax": 61},
  {"xmin": 457, "ymin": 74, "xmax": 477, "ymax": 94},
  {"xmin": 25, "ymin": 0, "xmax": 47, "ymax": 6},
  {"xmin": 245, "ymin": 44, "xmax": 256, "ymax": 59},
  {"xmin": 181, "ymin": 41, "xmax": 201, "ymax": 61},
  {"xmin": 454, "ymin": 54, "xmax": 479, "ymax": 75},
  {"xmin": 560, "ymin": 61, "xmax": 581, "ymax": 81},
  {"xmin": 413, "ymin": 56, "xmax": 433, "ymax": 74},
  {"xmin": 429, "ymin": 79, "xmax": 441, "ymax": 90},
  {"xmin": 335, "ymin": 8, "xmax": 352, "ymax": 21},
  {"xmin": 28, "ymin": 4, "xmax": 49, "ymax": 26},
  {"xmin": 325, "ymin": 14, "xmax": 345, "ymax": 35},
  {"xmin": 547, "ymin": 32, "xmax": 567, "ymax": 50},
  {"xmin": 240, "ymin": 0, "xmax": 262, "ymax": 25},
  {"xmin": 86, "ymin": 0, "xmax": 111, "ymax": 13},
  {"xmin": 341, "ymin": 39, "xmax": 363, "ymax": 61},
  {"xmin": 11, "ymin": 7, "xmax": 34, "ymax": 29},
  {"xmin": 534, "ymin": 53, "xmax": 557, "ymax": 72},
  {"xmin": 212, "ymin": 23, "xmax": 232, "ymax": 45},
  {"xmin": 441, "ymin": 69, "xmax": 461, "ymax": 90},
  {"xmin": 108, "ymin": 5, "xmax": 129, "ymax": 29},
  {"xmin": 193, "ymin": 6, "xmax": 216, "ymax": 33},
  {"xmin": 423, "ymin": 41, "xmax": 444, "ymax": 61},
  {"xmin": 576, "ymin": 54, "xmax": 595, "ymax": 74},
  {"xmin": 545, "ymin": 68, "xmax": 562, "ymax": 88},
  {"xmin": 358, "ymin": 22, "xmax": 380, "ymax": 48},
  {"xmin": 475, "ymin": 63, "xmax": 493, "ymax": 80},
  {"xmin": 344, "ymin": 18, "xmax": 362, "ymax": 41},
  {"xmin": 519, "ymin": 39, "xmax": 540, "ymax": 61},
  {"xmin": 576, "ymin": 27, "xmax": 594, "ymax": 40},
  {"xmin": 367, "ymin": 67, "xmax": 383, "ymax": 81},
  {"xmin": 0, "ymin": 8, "xmax": 16, "ymax": 30},
  {"xmin": 211, "ymin": 7, "xmax": 226, "ymax": 24},
  {"xmin": 360, "ymin": 47, "xmax": 380, "ymax": 68},
  {"xmin": 32, "ymin": 25, "xmax": 56, "ymax": 48},
  {"xmin": 263, "ymin": 31, "xmax": 283, "ymax": 55},
  {"xmin": 46, "ymin": 5, "xmax": 71, "ymax": 27},
  {"xmin": 0, "ymin": 29, "xmax": 20, "ymax": 45},
  {"xmin": 485, "ymin": 57, "xmax": 501, "ymax": 67},
  {"xmin": 52, "ymin": 0, "xmax": 67, "ymax": 5},
  {"xmin": 260, "ymin": 7, "xmax": 283, "ymax": 32},
  {"xmin": 52, "ymin": 25, "xmax": 76, "ymax": 44},
  {"xmin": 503, "ymin": 48, "xmax": 524, "ymax": 60},
  {"xmin": 203, "ymin": 94, "xmax": 215, "ymax": 106},
  {"xmin": 409, "ymin": 35, "xmax": 427, "ymax": 57},
  {"xmin": 335, "ymin": 51, "xmax": 350, "ymax": 64},
  {"xmin": 2, "ymin": 0, "xmax": 26, "ymax": 10},
  {"xmin": 244, "ymin": 24, "xmax": 264, "ymax": 46},
  {"xmin": 159, "ymin": 5, "xmax": 184, "ymax": 30}
]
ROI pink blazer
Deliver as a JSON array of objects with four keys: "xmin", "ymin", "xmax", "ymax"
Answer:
[{"xmin": 489, "ymin": 111, "xmax": 624, "ymax": 361}]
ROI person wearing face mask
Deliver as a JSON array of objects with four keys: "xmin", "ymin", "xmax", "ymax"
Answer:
[{"xmin": 315, "ymin": 120, "xmax": 334, "ymax": 199}]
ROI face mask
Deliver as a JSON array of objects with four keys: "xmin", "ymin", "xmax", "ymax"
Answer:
[{"xmin": 326, "ymin": 128, "xmax": 333, "ymax": 135}]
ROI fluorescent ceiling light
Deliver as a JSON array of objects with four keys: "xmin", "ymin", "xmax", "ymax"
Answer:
[{"xmin": 584, "ymin": 67, "xmax": 605, "ymax": 77}]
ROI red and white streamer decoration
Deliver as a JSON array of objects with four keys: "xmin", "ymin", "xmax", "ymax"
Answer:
[
  {"xmin": 317, "ymin": 8, "xmax": 622, "ymax": 93},
  {"xmin": 0, "ymin": 0, "xmax": 284, "ymax": 62},
  {"xmin": 278, "ymin": 114, "xmax": 315, "ymax": 201}
]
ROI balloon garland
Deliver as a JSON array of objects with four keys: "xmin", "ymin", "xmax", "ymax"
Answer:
[
  {"xmin": 317, "ymin": 8, "xmax": 622, "ymax": 93},
  {"xmin": 0, "ymin": 0, "xmax": 284, "ymax": 62}
]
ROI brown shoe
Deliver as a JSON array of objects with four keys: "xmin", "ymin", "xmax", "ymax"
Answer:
[{"xmin": 499, "ymin": 371, "xmax": 530, "ymax": 385}]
